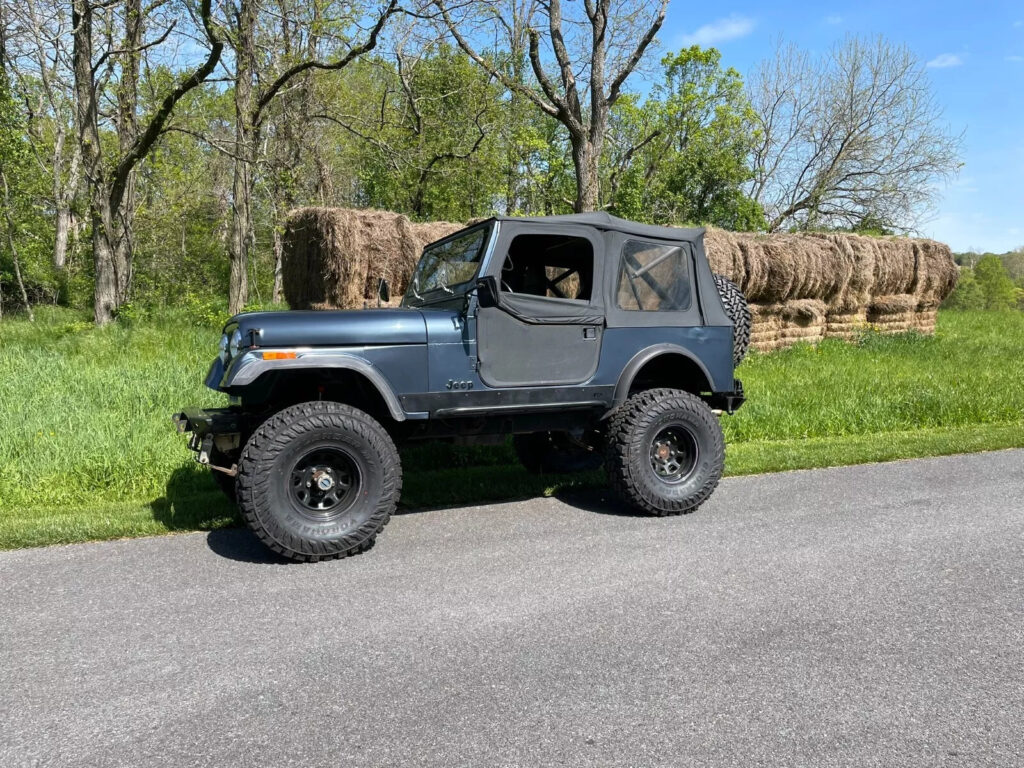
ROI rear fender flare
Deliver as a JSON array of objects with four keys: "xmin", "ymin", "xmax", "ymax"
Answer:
[{"xmin": 612, "ymin": 344, "xmax": 714, "ymax": 407}]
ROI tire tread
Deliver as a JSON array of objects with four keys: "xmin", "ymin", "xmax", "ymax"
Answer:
[
  {"xmin": 604, "ymin": 388, "xmax": 724, "ymax": 516},
  {"xmin": 236, "ymin": 401, "xmax": 401, "ymax": 562}
]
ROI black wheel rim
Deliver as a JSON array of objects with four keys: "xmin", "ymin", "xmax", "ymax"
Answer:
[
  {"xmin": 287, "ymin": 447, "xmax": 361, "ymax": 521},
  {"xmin": 649, "ymin": 424, "xmax": 699, "ymax": 484}
]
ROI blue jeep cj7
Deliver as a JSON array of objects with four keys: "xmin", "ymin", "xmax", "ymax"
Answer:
[{"xmin": 174, "ymin": 212, "xmax": 751, "ymax": 562}]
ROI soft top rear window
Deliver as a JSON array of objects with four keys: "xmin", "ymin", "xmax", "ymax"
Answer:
[{"xmin": 617, "ymin": 240, "xmax": 691, "ymax": 311}]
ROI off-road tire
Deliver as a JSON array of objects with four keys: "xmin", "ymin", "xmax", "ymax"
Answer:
[
  {"xmin": 513, "ymin": 431, "xmax": 603, "ymax": 474},
  {"xmin": 714, "ymin": 273, "xmax": 751, "ymax": 366},
  {"xmin": 236, "ymin": 400, "xmax": 401, "ymax": 562},
  {"xmin": 605, "ymin": 388, "xmax": 724, "ymax": 516}
]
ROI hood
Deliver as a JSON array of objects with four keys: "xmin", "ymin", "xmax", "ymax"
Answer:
[{"xmin": 229, "ymin": 308, "xmax": 428, "ymax": 348}]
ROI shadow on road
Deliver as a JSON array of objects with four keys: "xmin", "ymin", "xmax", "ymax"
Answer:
[
  {"xmin": 205, "ymin": 528, "xmax": 294, "ymax": 564},
  {"xmin": 151, "ymin": 464, "xmax": 240, "ymax": 531},
  {"xmin": 552, "ymin": 486, "xmax": 642, "ymax": 517},
  {"xmin": 155, "ymin": 460, "xmax": 636, "ymax": 561}
]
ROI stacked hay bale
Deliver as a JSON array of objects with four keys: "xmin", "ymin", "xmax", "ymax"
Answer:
[
  {"xmin": 281, "ymin": 207, "xmax": 957, "ymax": 353},
  {"xmin": 704, "ymin": 228, "xmax": 957, "ymax": 351},
  {"xmin": 282, "ymin": 207, "xmax": 462, "ymax": 309}
]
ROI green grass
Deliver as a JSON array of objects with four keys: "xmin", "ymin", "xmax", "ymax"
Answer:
[{"xmin": 2, "ymin": 307, "xmax": 1023, "ymax": 550}]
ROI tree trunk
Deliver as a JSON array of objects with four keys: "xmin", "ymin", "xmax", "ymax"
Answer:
[
  {"xmin": 92, "ymin": 207, "xmax": 118, "ymax": 323},
  {"xmin": 112, "ymin": 0, "xmax": 141, "ymax": 304},
  {"xmin": 272, "ymin": 226, "xmax": 284, "ymax": 304},
  {"xmin": 228, "ymin": 0, "xmax": 256, "ymax": 315},
  {"xmin": 53, "ymin": 206, "xmax": 71, "ymax": 271},
  {"xmin": 51, "ymin": 128, "xmax": 81, "ymax": 271},
  {"xmin": 228, "ymin": 152, "xmax": 251, "ymax": 314},
  {"xmin": 571, "ymin": 136, "xmax": 601, "ymax": 212}
]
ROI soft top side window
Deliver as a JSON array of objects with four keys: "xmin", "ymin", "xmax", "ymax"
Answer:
[
  {"xmin": 617, "ymin": 240, "xmax": 691, "ymax": 311},
  {"xmin": 500, "ymin": 234, "xmax": 594, "ymax": 302}
]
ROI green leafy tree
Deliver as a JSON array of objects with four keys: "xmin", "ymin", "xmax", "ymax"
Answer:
[
  {"xmin": 606, "ymin": 47, "xmax": 764, "ymax": 230},
  {"xmin": 0, "ymin": 62, "xmax": 46, "ymax": 318},
  {"xmin": 326, "ymin": 47, "xmax": 506, "ymax": 222},
  {"xmin": 942, "ymin": 267, "xmax": 983, "ymax": 310},
  {"xmin": 973, "ymin": 255, "xmax": 1019, "ymax": 310}
]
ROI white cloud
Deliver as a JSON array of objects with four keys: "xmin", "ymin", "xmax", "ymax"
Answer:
[
  {"xmin": 1014, "ymin": 20, "xmax": 1023, "ymax": 27},
  {"xmin": 824, "ymin": 14, "xmax": 844, "ymax": 25},
  {"xmin": 680, "ymin": 14, "xmax": 756, "ymax": 47},
  {"xmin": 926, "ymin": 53, "xmax": 964, "ymax": 69},
  {"xmin": 1007, "ymin": 55, "xmax": 1024, "ymax": 63}
]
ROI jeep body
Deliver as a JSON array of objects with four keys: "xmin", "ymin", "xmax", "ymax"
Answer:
[{"xmin": 175, "ymin": 212, "xmax": 745, "ymax": 561}]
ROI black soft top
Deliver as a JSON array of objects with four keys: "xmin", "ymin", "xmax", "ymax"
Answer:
[{"xmin": 489, "ymin": 212, "xmax": 705, "ymax": 243}]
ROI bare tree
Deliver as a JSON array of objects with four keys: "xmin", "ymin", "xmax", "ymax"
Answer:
[
  {"xmin": 224, "ymin": 0, "xmax": 398, "ymax": 314},
  {"xmin": 748, "ymin": 36, "xmax": 963, "ymax": 233},
  {"xmin": 72, "ymin": 0, "xmax": 223, "ymax": 323},
  {"xmin": 433, "ymin": 0, "xmax": 667, "ymax": 212}
]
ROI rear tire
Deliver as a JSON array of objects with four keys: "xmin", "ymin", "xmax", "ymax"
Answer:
[
  {"xmin": 714, "ymin": 273, "xmax": 752, "ymax": 366},
  {"xmin": 513, "ymin": 431, "xmax": 603, "ymax": 474},
  {"xmin": 605, "ymin": 388, "xmax": 724, "ymax": 516},
  {"xmin": 236, "ymin": 401, "xmax": 401, "ymax": 562}
]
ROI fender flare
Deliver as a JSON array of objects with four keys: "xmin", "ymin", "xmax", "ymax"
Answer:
[
  {"xmin": 224, "ymin": 351, "xmax": 408, "ymax": 421},
  {"xmin": 612, "ymin": 344, "xmax": 714, "ymax": 407}
]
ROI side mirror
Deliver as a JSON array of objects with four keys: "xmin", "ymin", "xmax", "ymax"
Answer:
[
  {"xmin": 476, "ymin": 275, "xmax": 499, "ymax": 308},
  {"xmin": 377, "ymin": 277, "xmax": 390, "ymax": 306}
]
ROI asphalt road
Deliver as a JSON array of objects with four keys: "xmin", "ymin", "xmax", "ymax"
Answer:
[{"xmin": 2, "ymin": 451, "xmax": 1023, "ymax": 768}]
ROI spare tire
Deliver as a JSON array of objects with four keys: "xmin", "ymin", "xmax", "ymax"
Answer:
[{"xmin": 713, "ymin": 273, "xmax": 752, "ymax": 366}]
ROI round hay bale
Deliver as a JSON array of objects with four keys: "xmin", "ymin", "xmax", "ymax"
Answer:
[
  {"xmin": 704, "ymin": 227, "xmax": 745, "ymax": 285},
  {"xmin": 282, "ymin": 207, "xmax": 462, "ymax": 310},
  {"xmin": 912, "ymin": 240, "xmax": 959, "ymax": 309}
]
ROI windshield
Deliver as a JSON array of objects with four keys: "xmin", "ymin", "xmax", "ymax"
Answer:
[{"xmin": 404, "ymin": 225, "xmax": 489, "ymax": 305}]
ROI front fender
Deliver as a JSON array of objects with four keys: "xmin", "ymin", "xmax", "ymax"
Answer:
[{"xmin": 214, "ymin": 349, "xmax": 410, "ymax": 422}]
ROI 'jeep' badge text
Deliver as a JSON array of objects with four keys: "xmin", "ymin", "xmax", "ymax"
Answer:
[{"xmin": 446, "ymin": 379, "xmax": 474, "ymax": 390}]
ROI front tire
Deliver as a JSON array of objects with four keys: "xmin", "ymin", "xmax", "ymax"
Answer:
[
  {"xmin": 237, "ymin": 401, "xmax": 401, "ymax": 562},
  {"xmin": 605, "ymin": 388, "xmax": 724, "ymax": 516}
]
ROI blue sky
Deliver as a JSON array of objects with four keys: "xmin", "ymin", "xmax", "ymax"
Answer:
[{"xmin": 657, "ymin": 0, "xmax": 1024, "ymax": 253}]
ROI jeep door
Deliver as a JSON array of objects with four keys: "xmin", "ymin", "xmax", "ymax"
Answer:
[{"xmin": 475, "ymin": 224, "xmax": 605, "ymax": 387}]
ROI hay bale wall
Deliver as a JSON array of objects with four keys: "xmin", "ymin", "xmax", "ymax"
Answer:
[
  {"xmin": 282, "ymin": 208, "xmax": 957, "ymax": 352},
  {"xmin": 282, "ymin": 207, "xmax": 461, "ymax": 310},
  {"xmin": 705, "ymin": 228, "xmax": 957, "ymax": 351}
]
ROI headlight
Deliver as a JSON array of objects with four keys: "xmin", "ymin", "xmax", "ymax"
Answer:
[
  {"xmin": 218, "ymin": 333, "xmax": 230, "ymax": 362},
  {"xmin": 228, "ymin": 328, "xmax": 243, "ymax": 359}
]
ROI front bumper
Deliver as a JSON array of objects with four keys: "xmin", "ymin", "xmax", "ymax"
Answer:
[
  {"xmin": 173, "ymin": 407, "xmax": 243, "ymax": 438},
  {"xmin": 172, "ymin": 407, "xmax": 244, "ymax": 473}
]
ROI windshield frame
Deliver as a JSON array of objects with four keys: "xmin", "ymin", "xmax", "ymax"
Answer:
[{"xmin": 402, "ymin": 221, "xmax": 494, "ymax": 308}]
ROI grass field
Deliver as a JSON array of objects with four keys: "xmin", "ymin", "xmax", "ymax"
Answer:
[{"xmin": 2, "ymin": 308, "xmax": 1023, "ymax": 549}]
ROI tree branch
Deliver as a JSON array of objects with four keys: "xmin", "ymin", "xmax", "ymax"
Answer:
[
  {"xmin": 432, "ymin": 0, "xmax": 559, "ymax": 118},
  {"xmin": 606, "ymin": 0, "xmax": 666, "ymax": 106},
  {"xmin": 253, "ymin": 0, "xmax": 398, "ymax": 127},
  {"xmin": 108, "ymin": 0, "xmax": 223, "ymax": 211}
]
